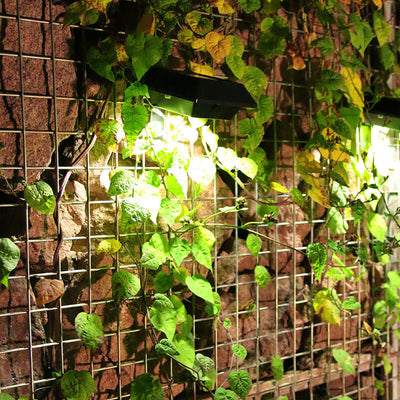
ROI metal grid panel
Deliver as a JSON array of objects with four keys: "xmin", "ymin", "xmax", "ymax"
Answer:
[{"xmin": 0, "ymin": 1, "xmax": 399, "ymax": 400}]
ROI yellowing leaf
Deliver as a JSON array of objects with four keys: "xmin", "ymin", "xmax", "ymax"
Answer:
[
  {"xmin": 205, "ymin": 32, "xmax": 231, "ymax": 64},
  {"xmin": 372, "ymin": 0, "xmax": 384, "ymax": 10},
  {"xmin": 211, "ymin": 0, "xmax": 235, "ymax": 14},
  {"xmin": 318, "ymin": 128, "xmax": 350, "ymax": 162},
  {"xmin": 297, "ymin": 150, "xmax": 322, "ymax": 175},
  {"xmin": 270, "ymin": 182, "xmax": 290, "ymax": 193},
  {"xmin": 308, "ymin": 179, "xmax": 331, "ymax": 209},
  {"xmin": 313, "ymin": 289, "xmax": 341, "ymax": 325},
  {"xmin": 190, "ymin": 62, "xmax": 214, "ymax": 77},
  {"xmin": 137, "ymin": 13, "xmax": 155, "ymax": 35},
  {"xmin": 96, "ymin": 238, "xmax": 122, "ymax": 254},
  {"xmin": 341, "ymin": 67, "xmax": 364, "ymax": 117},
  {"xmin": 191, "ymin": 38, "xmax": 206, "ymax": 51},
  {"xmin": 287, "ymin": 49, "xmax": 306, "ymax": 70}
]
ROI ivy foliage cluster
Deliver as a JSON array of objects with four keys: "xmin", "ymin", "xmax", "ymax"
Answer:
[{"xmin": 2, "ymin": 0, "xmax": 400, "ymax": 399}]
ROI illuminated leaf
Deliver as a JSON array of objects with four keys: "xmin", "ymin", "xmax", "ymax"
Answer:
[
  {"xmin": 342, "ymin": 296, "xmax": 361, "ymax": 310},
  {"xmin": 232, "ymin": 344, "xmax": 247, "ymax": 360},
  {"xmin": 61, "ymin": 370, "xmax": 95, "ymax": 400},
  {"xmin": 205, "ymin": 32, "xmax": 231, "ymax": 64},
  {"xmin": 172, "ymin": 333, "xmax": 195, "ymax": 368},
  {"xmin": 237, "ymin": 157, "xmax": 258, "ymax": 179},
  {"xmin": 205, "ymin": 291, "xmax": 221, "ymax": 316},
  {"xmin": 270, "ymin": 182, "xmax": 289, "ymax": 193},
  {"xmin": 341, "ymin": 67, "xmax": 364, "ymax": 113},
  {"xmin": 372, "ymin": 0, "xmax": 384, "ymax": 9},
  {"xmin": 332, "ymin": 348, "xmax": 355, "ymax": 374},
  {"xmin": 24, "ymin": 181, "xmax": 56, "ymax": 215},
  {"xmin": 96, "ymin": 239, "xmax": 122, "ymax": 255},
  {"xmin": 373, "ymin": 11, "xmax": 392, "ymax": 46},
  {"xmin": 254, "ymin": 265, "xmax": 270, "ymax": 287},
  {"xmin": 186, "ymin": 274, "xmax": 214, "ymax": 304},
  {"xmin": 228, "ymin": 370, "xmax": 252, "ymax": 399},
  {"xmin": 382, "ymin": 353, "xmax": 392, "ymax": 375},
  {"xmin": 169, "ymin": 237, "xmax": 191, "ymax": 267},
  {"xmin": 141, "ymin": 246, "xmax": 166, "ymax": 270},
  {"xmin": 166, "ymin": 175, "xmax": 185, "ymax": 200},
  {"xmin": 217, "ymin": 147, "xmax": 238, "ymax": 171},
  {"xmin": 188, "ymin": 157, "xmax": 216, "ymax": 187},
  {"xmin": 122, "ymin": 103, "xmax": 149, "ymax": 141},
  {"xmin": 306, "ymin": 243, "xmax": 327, "ymax": 280},
  {"xmin": 0, "ymin": 238, "xmax": 20, "ymax": 286},
  {"xmin": 271, "ymin": 354, "xmax": 284, "ymax": 381},
  {"xmin": 223, "ymin": 318, "xmax": 232, "ymax": 328},
  {"xmin": 131, "ymin": 373, "xmax": 164, "ymax": 400},
  {"xmin": 242, "ymin": 66, "xmax": 267, "ymax": 97},
  {"xmin": 155, "ymin": 338, "xmax": 180, "ymax": 356},
  {"xmin": 195, "ymin": 226, "xmax": 216, "ymax": 249},
  {"xmin": 246, "ymin": 233, "xmax": 262, "ymax": 257},
  {"xmin": 327, "ymin": 207, "xmax": 349, "ymax": 234},
  {"xmin": 313, "ymin": 289, "xmax": 341, "ymax": 325},
  {"xmin": 211, "ymin": 0, "xmax": 235, "ymax": 14},
  {"xmin": 125, "ymin": 32, "xmax": 163, "ymax": 80},
  {"xmin": 318, "ymin": 128, "xmax": 350, "ymax": 162},
  {"xmin": 326, "ymin": 267, "xmax": 346, "ymax": 281},
  {"xmin": 367, "ymin": 212, "xmax": 387, "ymax": 242},
  {"xmin": 308, "ymin": 180, "xmax": 331, "ymax": 209},
  {"xmin": 296, "ymin": 150, "xmax": 321, "ymax": 175},
  {"xmin": 159, "ymin": 198, "xmax": 182, "ymax": 226},
  {"xmin": 108, "ymin": 169, "xmax": 135, "ymax": 196},
  {"xmin": 201, "ymin": 126, "xmax": 219, "ymax": 153},
  {"xmin": 121, "ymin": 198, "xmax": 151, "ymax": 225},
  {"xmin": 150, "ymin": 294, "xmax": 177, "ymax": 340},
  {"xmin": 192, "ymin": 241, "xmax": 212, "ymax": 270},
  {"xmin": 75, "ymin": 312, "xmax": 104, "ymax": 351},
  {"xmin": 112, "ymin": 270, "xmax": 140, "ymax": 302}
]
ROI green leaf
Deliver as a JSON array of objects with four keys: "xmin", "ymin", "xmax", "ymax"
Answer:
[
  {"xmin": 24, "ymin": 181, "xmax": 56, "ymax": 215},
  {"xmin": 382, "ymin": 353, "xmax": 392, "ymax": 375},
  {"xmin": 195, "ymin": 353, "xmax": 216, "ymax": 390},
  {"xmin": 61, "ymin": 370, "xmax": 95, "ymax": 400},
  {"xmin": 254, "ymin": 265, "xmax": 270, "ymax": 287},
  {"xmin": 131, "ymin": 373, "xmax": 164, "ymax": 400},
  {"xmin": 121, "ymin": 198, "xmax": 151, "ymax": 225},
  {"xmin": 246, "ymin": 233, "xmax": 262, "ymax": 257},
  {"xmin": 332, "ymin": 348, "xmax": 355, "ymax": 374},
  {"xmin": 242, "ymin": 66, "xmax": 267, "ymax": 97},
  {"xmin": 237, "ymin": 158, "xmax": 258, "ymax": 180},
  {"xmin": 226, "ymin": 54, "xmax": 245, "ymax": 79},
  {"xmin": 172, "ymin": 332, "xmax": 195, "ymax": 368},
  {"xmin": 188, "ymin": 157, "xmax": 216, "ymax": 188},
  {"xmin": 327, "ymin": 207, "xmax": 349, "ymax": 235},
  {"xmin": 140, "ymin": 246, "xmax": 166, "ymax": 270},
  {"xmin": 166, "ymin": 175, "xmax": 185, "ymax": 200},
  {"xmin": 186, "ymin": 274, "xmax": 214, "ymax": 304},
  {"xmin": 124, "ymin": 81, "xmax": 149, "ymax": 100},
  {"xmin": 0, "ymin": 394, "xmax": 14, "ymax": 400},
  {"xmin": 155, "ymin": 338, "xmax": 180, "ymax": 356},
  {"xmin": 380, "ymin": 43, "xmax": 395, "ymax": 71},
  {"xmin": 228, "ymin": 370, "xmax": 252, "ymax": 399},
  {"xmin": 169, "ymin": 238, "xmax": 191, "ymax": 267},
  {"xmin": 342, "ymin": 296, "xmax": 361, "ymax": 310},
  {"xmin": 125, "ymin": 32, "xmax": 163, "ymax": 80},
  {"xmin": 223, "ymin": 318, "xmax": 232, "ymax": 328},
  {"xmin": 238, "ymin": 0, "xmax": 260, "ymax": 13},
  {"xmin": 255, "ymin": 95, "xmax": 273, "ymax": 125},
  {"xmin": 0, "ymin": 238, "xmax": 20, "ymax": 285},
  {"xmin": 306, "ymin": 243, "xmax": 327, "ymax": 280},
  {"xmin": 205, "ymin": 292, "xmax": 221, "ymax": 316},
  {"xmin": 96, "ymin": 238, "xmax": 122, "ymax": 255},
  {"xmin": 192, "ymin": 241, "xmax": 212, "ymax": 270},
  {"xmin": 159, "ymin": 198, "xmax": 182, "ymax": 226},
  {"xmin": 86, "ymin": 40, "xmax": 117, "ymax": 82},
  {"xmin": 373, "ymin": 300, "xmax": 387, "ymax": 330},
  {"xmin": 149, "ymin": 233, "xmax": 169, "ymax": 256},
  {"xmin": 388, "ymin": 271, "xmax": 400, "ymax": 289},
  {"xmin": 351, "ymin": 199, "xmax": 366, "ymax": 225},
  {"xmin": 74, "ymin": 312, "xmax": 104, "ymax": 351},
  {"xmin": 232, "ymin": 344, "xmax": 247, "ymax": 360},
  {"xmin": 311, "ymin": 36, "xmax": 335, "ymax": 57},
  {"xmin": 215, "ymin": 388, "xmax": 238, "ymax": 400},
  {"xmin": 112, "ymin": 270, "xmax": 140, "ymax": 302},
  {"xmin": 108, "ymin": 170, "xmax": 135, "ymax": 196},
  {"xmin": 348, "ymin": 13, "xmax": 374, "ymax": 57},
  {"xmin": 321, "ymin": 69, "xmax": 345, "ymax": 91},
  {"xmin": 95, "ymin": 119, "xmax": 125, "ymax": 153},
  {"xmin": 149, "ymin": 294, "xmax": 177, "ymax": 340},
  {"xmin": 290, "ymin": 188, "xmax": 305, "ymax": 208},
  {"xmin": 258, "ymin": 32, "xmax": 286, "ymax": 59},
  {"xmin": 373, "ymin": 11, "xmax": 392, "ymax": 47},
  {"xmin": 194, "ymin": 226, "xmax": 216, "ymax": 249},
  {"xmin": 154, "ymin": 271, "xmax": 174, "ymax": 293},
  {"xmin": 122, "ymin": 103, "xmax": 149, "ymax": 141},
  {"xmin": 271, "ymin": 354, "xmax": 284, "ymax": 381},
  {"xmin": 367, "ymin": 212, "xmax": 387, "ymax": 242},
  {"xmin": 326, "ymin": 267, "xmax": 345, "ymax": 281},
  {"xmin": 313, "ymin": 289, "xmax": 341, "ymax": 325},
  {"xmin": 239, "ymin": 118, "xmax": 264, "ymax": 152}
]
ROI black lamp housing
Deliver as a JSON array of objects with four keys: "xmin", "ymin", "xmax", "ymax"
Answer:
[
  {"xmin": 141, "ymin": 66, "xmax": 257, "ymax": 120},
  {"xmin": 365, "ymin": 96, "xmax": 400, "ymax": 130}
]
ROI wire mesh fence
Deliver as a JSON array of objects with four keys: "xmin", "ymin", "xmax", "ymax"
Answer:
[{"xmin": 0, "ymin": 1, "xmax": 400, "ymax": 400}]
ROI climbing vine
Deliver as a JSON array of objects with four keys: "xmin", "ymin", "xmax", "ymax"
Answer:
[{"xmin": 2, "ymin": 0, "xmax": 400, "ymax": 399}]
